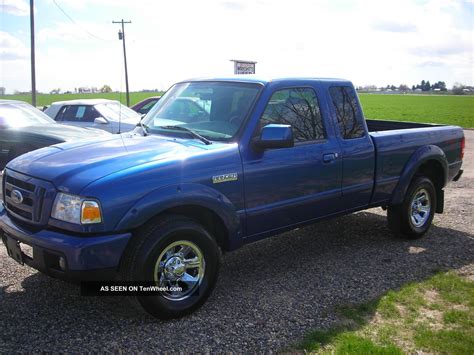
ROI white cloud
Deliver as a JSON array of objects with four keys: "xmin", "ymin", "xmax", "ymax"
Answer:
[
  {"xmin": 220, "ymin": 1, "xmax": 246, "ymax": 11},
  {"xmin": 0, "ymin": 0, "xmax": 29, "ymax": 16},
  {"xmin": 0, "ymin": 32, "xmax": 29, "ymax": 93},
  {"xmin": 46, "ymin": 0, "xmax": 155, "ymax": 9},
  {"xmin": 38, "ymin": 22, "xmax": 115, "ymax": 42},
  {"xmin": 0, "ymin": 31, "xmax": 28, "ymax": 60},
  {"xmin": 410, "ymin": 38, "xmax": 471, "ymax": 57},
  {"xmin": 371, "ymin": 20, "xmax": 418, "ymax": 33},
  {"xmin": 2, "ymin": 0, "xmax": 473, "ymax": 92}
]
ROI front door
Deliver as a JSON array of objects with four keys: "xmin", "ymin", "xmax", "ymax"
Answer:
[{"xmin": 242, "ymin": 86, "xmax": 342, "ymax": 237}]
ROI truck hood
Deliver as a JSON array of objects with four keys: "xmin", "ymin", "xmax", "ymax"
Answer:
[{"xmin": 6, "ymin": 133, "xmax": 206, "ymax": 193}]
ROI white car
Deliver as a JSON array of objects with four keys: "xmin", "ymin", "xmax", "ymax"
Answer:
[{"xmin": 44, "ymin": 99, "xmax": 142, "ymax": 134}]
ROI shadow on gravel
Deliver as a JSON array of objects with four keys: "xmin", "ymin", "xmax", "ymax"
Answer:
[{"xmin": 1, "ymin": 211, "xmax": 473, "ymax": 352}]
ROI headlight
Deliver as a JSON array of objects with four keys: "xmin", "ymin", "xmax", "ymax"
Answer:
[{"xmin": 51, "ymin": 193, "xmax": 102, "ymax": 224}]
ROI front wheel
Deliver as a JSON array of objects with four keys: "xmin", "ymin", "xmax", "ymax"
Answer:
[
  {"xmin": 120, "ymin": 215, "xmax": 220, "ymax": 319},
  {"xmin": 387, "ymin": 176, "xmax": 437, "ymax": 239}
]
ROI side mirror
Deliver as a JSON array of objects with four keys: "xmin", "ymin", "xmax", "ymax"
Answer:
[
  {"xmin": 254, "ymin": 124, "xmax": 294, "ymax": 149},
  {"xmin": 94, "ymin": 117, "xmax": 108, "ymax": 124}
]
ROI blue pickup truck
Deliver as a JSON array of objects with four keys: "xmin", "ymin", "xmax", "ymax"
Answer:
[{"xmin": 0, "ymin": 77, "xmax": 464, "ymax": 319}]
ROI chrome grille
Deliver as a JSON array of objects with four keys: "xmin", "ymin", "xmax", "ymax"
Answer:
[{"xmin": 3, "ymin": 171, "xmax": 47, "ymax": 224}]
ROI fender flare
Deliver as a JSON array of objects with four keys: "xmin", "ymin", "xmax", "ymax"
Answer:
[
  {"xmin": 390, "ymin": 145, "xmax": 448, "ymax": 205},
  {"xmin": 115, "ymin": 183, "xmax": 242, "ymax": 248}
]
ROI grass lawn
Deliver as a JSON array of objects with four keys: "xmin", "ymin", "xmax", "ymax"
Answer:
[
  {"xmin": 295, "ymin": 270, "xmax": 474, "ymax": 354},
  {"xmin": 359, "ymin": 94, "xmax": 474, "ymax": 128},
  {"xmin": 2, "ymin": 92, "xmax": 473, "ymax": 128}
]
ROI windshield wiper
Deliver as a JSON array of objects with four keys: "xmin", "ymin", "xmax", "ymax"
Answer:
[
  {"xmin": 137, "ymin": 121, "xmax": 149, "ymax": 136},
  {"xmin": 160, "ymin": 125, "xmax": 212, "ymax": 145}
]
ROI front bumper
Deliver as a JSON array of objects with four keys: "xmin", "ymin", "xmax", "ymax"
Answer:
[{"xmin": 0, "ymin": 203, "xmax": 131, "ymax": 282}]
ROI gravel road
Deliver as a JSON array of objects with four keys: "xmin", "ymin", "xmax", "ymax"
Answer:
[{"xmin": 1, "ymin": 131, "xmax": 473, "ymax": 352}]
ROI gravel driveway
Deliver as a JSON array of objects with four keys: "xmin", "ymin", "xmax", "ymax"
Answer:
[{"xmin": 1, "ymin": 131, "xmax": 473, "ymax": 352}]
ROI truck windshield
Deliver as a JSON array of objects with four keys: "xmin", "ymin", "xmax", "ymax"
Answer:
[{"xmin": 142, "ymin": 82, "xmax": 260, "ymax": 141}]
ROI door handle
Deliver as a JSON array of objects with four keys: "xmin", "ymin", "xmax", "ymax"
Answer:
[{"xmin": 323, "ymin": 153, "xmax": 338, "ymax": 163}]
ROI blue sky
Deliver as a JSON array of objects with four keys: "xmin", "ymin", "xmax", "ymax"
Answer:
[{"xmin": 1, "ymin": 0, "xmax": 473, "ymax": 93}]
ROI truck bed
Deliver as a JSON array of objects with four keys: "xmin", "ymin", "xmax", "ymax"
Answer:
[
  {"xmin": 366, "ymin": 119, "xmax": 442, "ymax": 132},
  {"xmin": 367, "ymin": 119, "xmax": 464, "ymax": 205}
]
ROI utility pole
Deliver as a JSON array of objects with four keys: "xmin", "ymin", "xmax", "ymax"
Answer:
[
  {"xmin": 30, "ymin": 0, "xmax": 36, "ymax": 106},
  {"xmin": 112, "ymin": 19, "xmax": 131, "ymax": 107}
]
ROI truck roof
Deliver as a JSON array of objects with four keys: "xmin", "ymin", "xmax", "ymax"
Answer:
[{"xmin": 180, "ymin": 76, "xmax": 352, "ymax": 86}]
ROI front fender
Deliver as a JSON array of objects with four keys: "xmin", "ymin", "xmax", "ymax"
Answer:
[
  {"xmin": 390, "ymin": 145, "xmax": 448, "ymax": 205},
  {"xmin": 115, "ymin": 183, "xmax": 242, "ymax": 247}
]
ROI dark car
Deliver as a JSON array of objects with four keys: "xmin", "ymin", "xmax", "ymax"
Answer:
[
  {"xmin": 0, "ymin": 100, "xmax": 111, "ymax": 170},
  {"xmin": 131, "ymin": 96, "xmax": 161, "ymax": 115}
]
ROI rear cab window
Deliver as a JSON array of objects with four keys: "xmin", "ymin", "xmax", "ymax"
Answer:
[{"xmin": 329, "ymin": 86, "xmax": 365, "ymax": 139}]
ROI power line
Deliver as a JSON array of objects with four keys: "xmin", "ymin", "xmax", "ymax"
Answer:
[{"xmin": 52, "ymin": 0, "xmax": 113, "ymax": 41}]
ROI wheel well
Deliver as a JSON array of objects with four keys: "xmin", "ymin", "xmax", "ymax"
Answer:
[
  {"xmin": 416, "ymin": 160, "xmax": 445, "ymax": 191},
  {"xmin": 161, "ymin": 205, "xmax": 230, "ymax": 251}
]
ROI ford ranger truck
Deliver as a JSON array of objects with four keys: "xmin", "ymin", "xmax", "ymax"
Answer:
[{"xmin": 0, "ymin": 77, "xmax": 464, "ymax": 319}]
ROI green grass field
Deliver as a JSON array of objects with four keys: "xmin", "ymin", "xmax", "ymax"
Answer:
[
  {"xmin": 295, "ymin": 271, "xmax": 474, "ymax": 354},
  {"xmin": 359, "ymin": 94, "xmax": 474, "ymax": 128},
  {"xmin": 3, "ymin": 92, "xmax": 473, "ymax": 128},
  {"xmin": 3, "ymin": 92, "xmax": 163, "ymax": 108}
]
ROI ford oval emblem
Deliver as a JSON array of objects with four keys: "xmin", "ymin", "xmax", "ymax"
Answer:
[{"xmin": 11, "ymin": 189, "xmax": 24, "ymax": 204}]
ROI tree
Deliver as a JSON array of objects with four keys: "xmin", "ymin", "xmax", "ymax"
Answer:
[
  {"xmin": 100, "ymin": 85, "xmax": 112, "ymax": 93},
  {"xmin": 432, "ymin": 81, "xmax": 447, "ymax": 91},
  {"xmin": 452, "ymin": 83, "xmax": 466, "ymax": 95},
  {"xmin": 399, "ymin": 84, "xmax": 409, "ymax": 91},
  {"xmin": 0, "ymin": 87, "xmax": 5, "ymax": 96},
  {"xmin": 361, "ymin": 85, "xmax": 377, "ymax": 91},
  {"xmin": 414, "ymin": 80, "xmax": 435, "ymax": 91},
  {"xmin": 424, "ymin": 80, "xmax": 431, "ymax": 91}
]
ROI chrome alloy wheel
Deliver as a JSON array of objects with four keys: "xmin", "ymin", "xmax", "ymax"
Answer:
[
  {"xmin": 154, "ymin": 240, "xmax": 205, "ymax": 301},
  {"xmin": 410, "ymin": 188, "xmax": 431, "ymax": 228}
]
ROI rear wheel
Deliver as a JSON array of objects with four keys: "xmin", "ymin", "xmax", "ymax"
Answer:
[
  {"xmin": 120, "ymin": 215, "xmax": 220, "ymax": 319},
  {"xmin": 388, "ymin": 176, "xmax": 436, "ymax": 239}
]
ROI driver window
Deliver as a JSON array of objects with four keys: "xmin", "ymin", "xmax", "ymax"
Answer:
[{"xmin": 260, "ymin": 87, "xmax": 325, "ymax": 142}]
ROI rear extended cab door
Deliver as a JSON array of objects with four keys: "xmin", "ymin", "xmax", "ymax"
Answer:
[
  {"xmin": 325, "ymin": 83, "xmax": 375, "ymax": 210},
  {"xmin": 240, "ymin": 80, "xmax": 343, "ymax": 238}
]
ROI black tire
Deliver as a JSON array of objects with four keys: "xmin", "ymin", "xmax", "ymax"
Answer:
[
  {"xmin": 120, "ymin": 215, "xmax": 220, "ymax": 319},
  {"xmin": 387, "ymin": 176, "xmax": 436, "ymax": 239}
]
